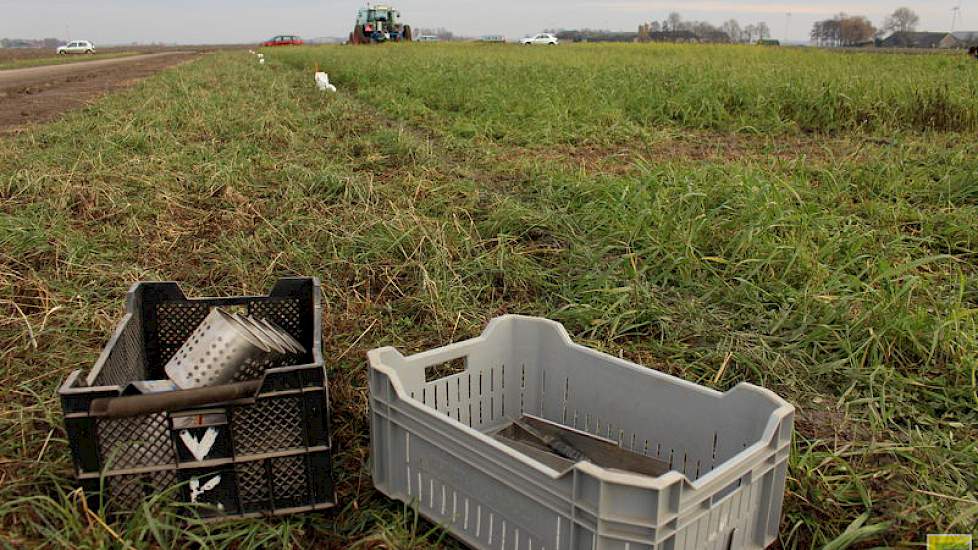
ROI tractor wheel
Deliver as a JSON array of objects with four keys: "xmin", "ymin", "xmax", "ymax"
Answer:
[
  {"xmin": 402, "ymin": 25, "xmax": 413, "ymax": 41},
  {"xmin": 353, "ymin": 25, "xmax": 369, "ymax": 44}
]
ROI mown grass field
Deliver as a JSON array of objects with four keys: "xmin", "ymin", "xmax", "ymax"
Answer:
[{"xmin": 1, "ymin": 43, "xmax": 976, "ymax": 548}]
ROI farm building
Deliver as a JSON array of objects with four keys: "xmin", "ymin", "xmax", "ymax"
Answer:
[
  {"xmin": 880, "ymin": 32, "xmax": 947, "ymax": 48},
  {"xmin": 697, "ymin": 30, "xmax": 733, "ymax": 44},
  {"xmin": 880, "ymin": 31, "xmax": 978, "ymax": 49},
  {"xmin": 940, "ymin": 31, "xmax": 978, "ymax": 48}
]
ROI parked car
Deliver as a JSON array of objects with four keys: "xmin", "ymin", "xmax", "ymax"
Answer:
[
  {"xmin": 520, "ymin": 33, "xmax": 558, "ymax": 45},
  {"xmin": 56, "ymin": 40, "xmax": 96, "ymax": 55},
  {"xmin": 416, "ymin": 35, "xmax": 439, "ymax": 42},
  {"xmin": 262, "ymin": 35, "xmax": 304, "ymax": 47}
]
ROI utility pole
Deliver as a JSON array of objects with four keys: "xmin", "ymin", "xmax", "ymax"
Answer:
[
  {"xmin": 951, "ymin": 2, "xmax": 961, "ymax": 32},
  {"xmin": 784, "ymin": 12, "xmax": 791, "ymax": 43}
]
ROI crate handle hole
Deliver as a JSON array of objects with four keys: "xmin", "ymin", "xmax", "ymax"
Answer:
[
  {"xmin": 709, "ymin": 476, "xmax": 745, "ymax": 508},
  {"xmin": 425, "ymin": 357, "xmax": 467, "ymax": 382}
]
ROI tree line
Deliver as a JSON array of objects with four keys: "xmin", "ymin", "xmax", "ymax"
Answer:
[
  {"xmin": 811, "ymin": 7, "xmax": 920, "ymax": 47},
  {"xmin": 415, "ymin": 28, "xmax": 457, "ymax": 41},
  {"xmin": 639, "ymin": 12, "xmax": 771, "ymax": 43},
  {"xmin": 0, "ymin": 37, "xmax": 63, "ymax": 48}
]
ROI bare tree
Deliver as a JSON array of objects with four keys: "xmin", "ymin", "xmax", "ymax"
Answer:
[
  {"xmin": 743, "ymin": 24, "xmax": 757, "ymax": 43},
  {"xmin": 667, "ymin": 12, "xmax": 683, "ymax": 31},
  {"xmin": 757, "ymin": 22, "xmax": 771, "ymax": 40},
  {"xmin": 811, "ymin": 13, "xmax": 876, "ymax": 47},
  {"xmin": 840, "ymin": 15, "xmax": 876, "ymax": 45},
  {"xmin": 883, "ymin": 7, "xmax": 920, "ymax": 33},
  {"xmin": 811, "ymin": 19, "xmax": 841, "ymax": 46},
  {"xmin": 721, "ymin": 19, "xmax": 743, "ymax": 42}
]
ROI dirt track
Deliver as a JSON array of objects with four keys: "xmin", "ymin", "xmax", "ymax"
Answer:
[{"xmin": 0, "ymin": 52, "xmax": 199, "ymax": 131}]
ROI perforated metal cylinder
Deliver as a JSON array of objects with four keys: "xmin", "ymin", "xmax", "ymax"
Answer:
[
  {"xmin": 229, "ymin": 313, "xmax": 300, "ymax": 370},
  {"xmin": 163, "ymin": 309, "xmax": 273, "ymax": 389},
  {"xmin": 258, "ymin": 318, "xmax": 306, "ymax": 355}
]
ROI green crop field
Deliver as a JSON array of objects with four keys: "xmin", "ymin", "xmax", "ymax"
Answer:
[{"xmin": 1, "ymin": 43, "xmax": 976, "ymax": 548}]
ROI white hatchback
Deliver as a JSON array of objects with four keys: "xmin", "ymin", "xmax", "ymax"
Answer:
[
  {"xmin": 520, "ymin": 33, "xmax": 558, "ymax": 45},
  {"xmin": 57, "ymin": 40, "xmax": 96, "ymax": 55}
]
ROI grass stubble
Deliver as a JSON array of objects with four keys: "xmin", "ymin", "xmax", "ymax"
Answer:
[{"xmin": 0, "ymin": 43, "xmax": 975, "ymax": 548}]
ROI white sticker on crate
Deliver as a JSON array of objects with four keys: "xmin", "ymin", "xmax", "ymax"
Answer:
[
  {"xmin": 180, "ymin": 427, "xmax": 219, "ymax": 462},
  {"xmin": 190, "ymin": 474, "xmax": 221, "ymax": 504}
]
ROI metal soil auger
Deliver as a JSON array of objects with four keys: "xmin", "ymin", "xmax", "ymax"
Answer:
[{"xmin": 349, "ymin": 4, "xmax": 412, "ymax": 44}]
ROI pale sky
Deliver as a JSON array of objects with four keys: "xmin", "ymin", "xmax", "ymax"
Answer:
[{"xmin": 1, "ymin": 0, "xmax": 975, "ymax": 44}]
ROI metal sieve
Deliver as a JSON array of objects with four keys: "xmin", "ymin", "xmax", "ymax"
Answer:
[
  {"xmin": 228, "ymin": 313, "xmax": 288, "ymax": 355},
  {"xmin": 258, "ymin": 318, "xmax": 306, "ymax": 356},
  {"xmin": 222, "ymin": 313, "xmax": 293, "ymax": 381},
  {"xmin": 164, "ymin": 309, "xmax": 275, "ymax": 389}
]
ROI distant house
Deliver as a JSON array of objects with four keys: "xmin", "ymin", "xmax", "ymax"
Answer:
[
  {"xmin": 647, "ymin": 31, "xmax": 700, "ymax": 43},
  {"xmin": 940, "ymin": 31, "xmax": 978, "ymax": 49},
  {"xmin": 697, "ymin": 30, "xmax": 732, "ymax": 44},
  {"xmin": 880, "ymin": 31, "xmax": 978, "ymax": 49},
  {"xmin": 880, "ymin": 31, "xmax": 947, "ymax": 49}
]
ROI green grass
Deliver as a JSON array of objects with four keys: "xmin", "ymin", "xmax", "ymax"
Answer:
[
  {"xmin": 0, "ymin": 44, "xmax": 976, "ymax": 548},
  {"xmin": 279, "ymin": 43, "xmax": 978, "ymax": 142},
  {"xmin": 0, "ymin": 51, "xmax": 140, "ymax": 71}
]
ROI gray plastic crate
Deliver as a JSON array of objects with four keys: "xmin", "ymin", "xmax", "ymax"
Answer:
[{"xmin": 368, "ymin": 316, "xmax": 793, "ymax": 550}]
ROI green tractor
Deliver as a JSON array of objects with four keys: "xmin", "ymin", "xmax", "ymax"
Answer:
[{"xmin": 350, "ymin": 5, "xmax": 413, "ymax": 44}]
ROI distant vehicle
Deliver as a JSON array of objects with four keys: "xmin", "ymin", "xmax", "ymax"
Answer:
[
  {"xmin": 56, "ymin": 40, "xmax": 96, "ymax": 55},
  {"xmin": 480, "ymin": 35, "xmax": 506, "ymax": 43},
  {"xmin": 757, "ymin": 39, "xmax": 780, "ymax": 46},
  {"xmin": 262, "ymin": 35, "xmax": 304, "ymax": 47},
  {"xmin": 416, "ymin": 35, "xmax": 440, "ymax": 42},
  {"xmin": 350, "ymin": 5, "xmax": 413, "ymax": 44},
  {"xmin": 520, "ymin": 33, "xmax": 558, "ymax": 46}
]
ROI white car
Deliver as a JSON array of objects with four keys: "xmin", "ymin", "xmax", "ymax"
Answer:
[
  {"xmin": 57, "ymin": 40, "xmax": 96, "ymax": 55},
  {"xmin": 520, "ymin": 33, "xmax": 558, "ymax": 45}
]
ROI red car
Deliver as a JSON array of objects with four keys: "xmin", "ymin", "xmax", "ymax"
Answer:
[{"xmin": 262, "ymin": 35, "xmax": 304, "ymax": 47}]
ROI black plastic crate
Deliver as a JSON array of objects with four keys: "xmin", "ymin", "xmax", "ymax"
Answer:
[{"xmin": 59, "ymin": 277, "xmax": 335, "ymax": 518}]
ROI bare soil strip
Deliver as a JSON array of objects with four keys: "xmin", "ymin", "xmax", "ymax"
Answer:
[{"xmin": 0, "ymin": 52, "xmax": 200, "ymax": 131}]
